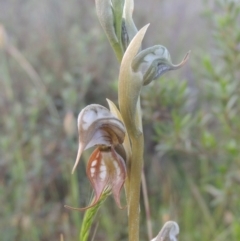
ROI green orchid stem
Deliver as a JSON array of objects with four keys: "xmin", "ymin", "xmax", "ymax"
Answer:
[
  {"xmin": 127, "ymin": 97, "xmax": 144, "ymax": 241},
  {"xmin": 128, "ymin": 132, "xmax": 144, "ymax": 241},
  {"xmin": 118, "ymin": 24, "xmax": 149, "ymax": 241},
  {"xmin": 118, "ymin": 48, "xmax": 145, "ymax": 241}
]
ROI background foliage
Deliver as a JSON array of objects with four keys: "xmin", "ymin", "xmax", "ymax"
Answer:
[{"xmin": 0, "ymin": 0, "xmax": 240, "ymax": 240}]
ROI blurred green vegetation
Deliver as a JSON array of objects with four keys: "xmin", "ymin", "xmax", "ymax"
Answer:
[{"xmin": 0, "ymin": 0, "xmax": 240, "ymax": 240}]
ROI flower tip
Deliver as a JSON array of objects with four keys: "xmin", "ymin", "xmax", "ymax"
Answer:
[
  {"xmin": 173, "ymin": 50, "xmax": 191, "ymax": 69},
  {"xmin": 64, "ymin": 204, "xmax": 85, "ymax": 212},
  {"xmin": 71, "ymin": 165, "xmax": 77, "ymax": 174},
  {"xmin": 116, "ymin": 201, "xmax": 128, "ymax": 210},
  {"xmin": 112, "ymin": 190, "xmax": 127, "ymax": 210},
  {"xmin": 184, "ymin": 50, "xmax": 191, "ymax": 62},
  {"xmin": 71, "ymin": 143, "xmax": 84, "ymax": 174},
  {"xmin": 141, "ymin": 23, "xmax": 150, "ymax": 34},
  {"xmin": 71, "ymin": 158, "xmax": 79, "ymax": 174}
]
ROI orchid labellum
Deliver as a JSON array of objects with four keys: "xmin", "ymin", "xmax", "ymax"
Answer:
[{"xmin": 67, "ymin": 103, "xmax": 128, "ymax": 210}]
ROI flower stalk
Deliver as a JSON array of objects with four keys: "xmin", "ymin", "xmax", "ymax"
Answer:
[{"xmin": 118, "ymin": 24, "xmax": 149, "ymax": 241}]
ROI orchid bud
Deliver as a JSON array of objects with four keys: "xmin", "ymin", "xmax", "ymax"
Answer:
[
  {"xmin": 72, "ymin": 104, "xmax": 125, "ymax": 173},
  {"xmin": 95, "ymin": 0, "xmax": 124, "ymax": 60},
  {"xmin": 151, "ymin": 221, "xmax": 179, "ymax": 241},
  {"xmin": 95, "ymin": 0, "xmax": 118, "ymax": 45},
  {"xmin": 132, "ymin": 45, "xmax": 190, "ymax": 86},
  {"xmin": 123, "ymin": 0, "xmax": 138, "ymax": 44}
]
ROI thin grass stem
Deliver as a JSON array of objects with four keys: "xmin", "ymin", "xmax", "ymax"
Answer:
[{"xmin": 142, "ymin": 171, "xmax": 153, "ymax": 240}]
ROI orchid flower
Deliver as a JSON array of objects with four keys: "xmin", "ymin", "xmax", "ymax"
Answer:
[
  {"xmin": 151, "ymin": 221, "xmax": 179, "ymax": 241},
  {"xmin": 67, "ymin": 103, "xmax": 129, "ymax": 210}
]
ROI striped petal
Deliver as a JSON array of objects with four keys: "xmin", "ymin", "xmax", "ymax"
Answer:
[
  {"xmin": 66, "ymin": 146, "xmax": 127, "ymax": 211},
  {"xmin": 87, "ymin": 146, "xmax": 127, "ymax": 209}
]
